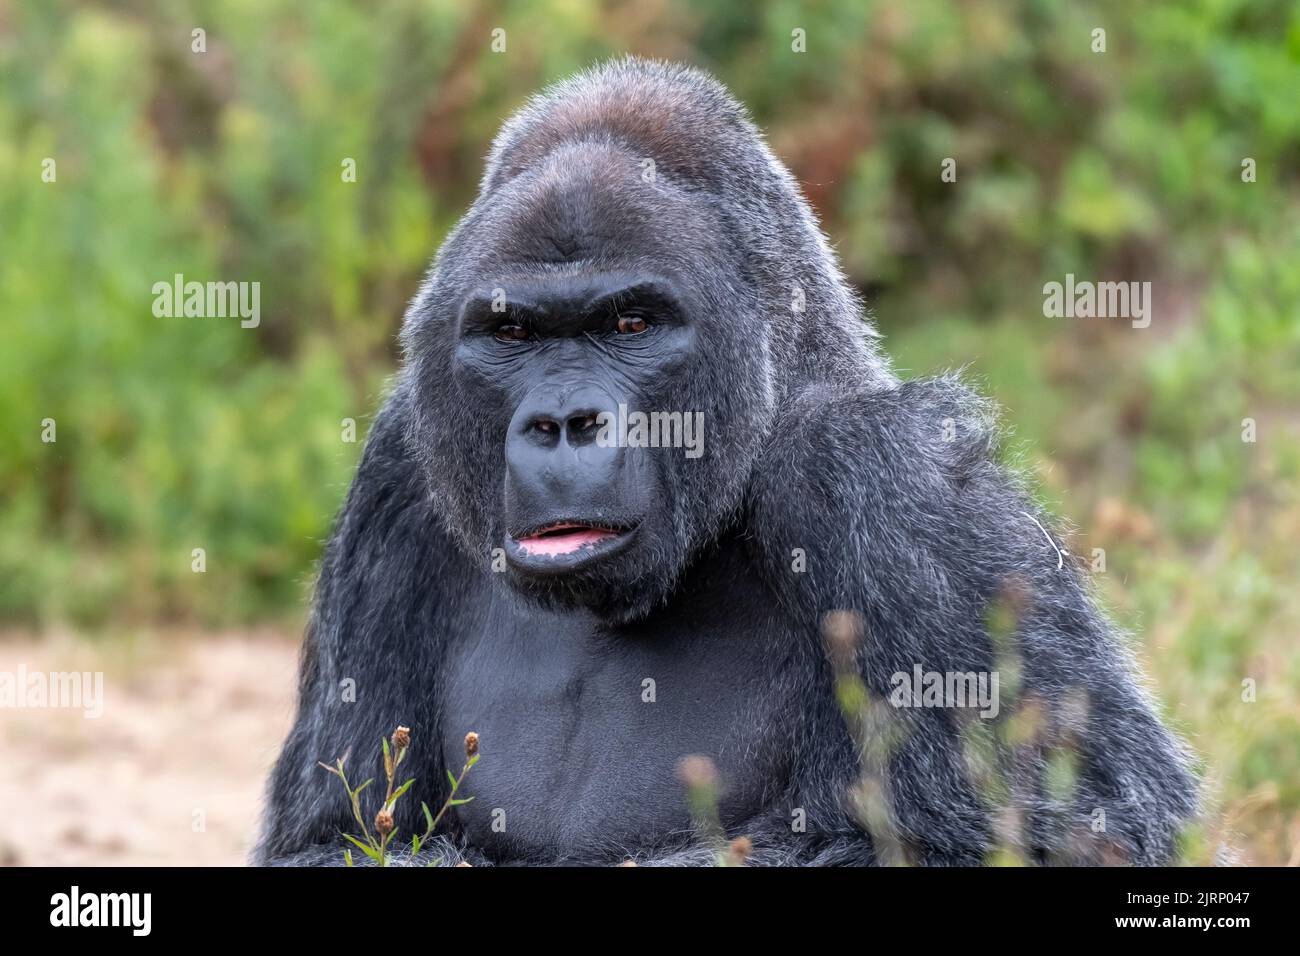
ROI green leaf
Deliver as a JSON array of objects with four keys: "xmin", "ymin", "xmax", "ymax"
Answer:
[
  {"xmin": 342, "ymin": 833, "xmax": 382, "ymax": 863},
  {"xmin": 446, "ymin": 769, "xmax": 457, "ymax": 788},
  {"xmin": 448, "ymin": 796, "xmax": 475, "ymax": 806},
  {"xmin": 422, "ymin": 802, "xmax": 435, "ymax": 830},
  {"xmin": 390, "ymin": 778, "xmax": 414, "ymax": 803}
]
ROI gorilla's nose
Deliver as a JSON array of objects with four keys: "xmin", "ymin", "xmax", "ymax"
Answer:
[
  {"xmin": 514, "ymin": 384, "xmax": 609, "ymax": 450},
  {"xmin": 505, "ymin": 385, "xmax": 625, "ymax": 520}
]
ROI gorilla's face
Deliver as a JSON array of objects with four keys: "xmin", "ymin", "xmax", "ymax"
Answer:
[
  {"xmin": 456, "ymin": 271, "xmax": 696, "ymax": 602},
  {"xmin": 404, "ymin": 141, "xmax": 776, "ymax": 622}
]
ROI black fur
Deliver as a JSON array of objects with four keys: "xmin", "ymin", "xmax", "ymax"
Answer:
[{"xmin": 255, "ymin": 58, "xmax": 1197, "ymax": 867}]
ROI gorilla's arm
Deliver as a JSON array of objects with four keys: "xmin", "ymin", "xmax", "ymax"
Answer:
[
  {"xmin": 749, "ymin": 376, "xmax": 1199, "ymax": 865},
  {"xmin": 254, "ymin": 386, "xmax": 472, "ymax": 866}
]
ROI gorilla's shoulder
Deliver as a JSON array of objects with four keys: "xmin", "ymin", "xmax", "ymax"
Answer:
[
  {"xmin": 747, "ymin": 373, "xmax": 1045, "ymax": 610},
  {"xmin": 773, "ymin": 374, "xmax": 1004, "ymax": 491},
  {"xmin": 862, "ymin": 375, "xmax": 1003, "ymax": 486}
]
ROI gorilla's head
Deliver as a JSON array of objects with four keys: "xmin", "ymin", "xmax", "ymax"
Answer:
[{"xmin": 400, "ymin": 58, "xmax": 886, "ymax": 622}]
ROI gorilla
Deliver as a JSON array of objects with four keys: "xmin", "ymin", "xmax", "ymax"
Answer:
[{"xmin": 256, "ymin": 58, "xmax": 1197, "ymax": 866}]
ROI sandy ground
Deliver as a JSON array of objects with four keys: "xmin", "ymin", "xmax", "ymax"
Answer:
[{"xmin": 0, "ymin": 632, "xmax": 299, "ymax": 866}]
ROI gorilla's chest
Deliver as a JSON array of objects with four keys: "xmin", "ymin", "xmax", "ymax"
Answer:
[{"xmin": 440, "ymin": 574, "xmax": 800, "ymax": 861}]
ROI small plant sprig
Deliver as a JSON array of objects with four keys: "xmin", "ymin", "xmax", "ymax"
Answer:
[
  {"xmin": 675, "ymin": 754, "xmax": 753, "ymax": 867},
  {"xmin": 319, "ymin": 726, "xmax": 480, "ymax": 867},
  {"xmin": 416, "ymin": 731, "xmax": 480, "ymax": 863}
]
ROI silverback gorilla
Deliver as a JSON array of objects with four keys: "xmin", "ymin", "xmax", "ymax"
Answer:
[{"xmin": 256, "ymin": 58, "xmax": 1197, "ymax": 866}]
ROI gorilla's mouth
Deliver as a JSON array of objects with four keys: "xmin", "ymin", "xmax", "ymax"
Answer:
[
  {"xmin": 516, "ymin": 522, "xmax": 621, "ymax": 555},
  {"xmin": 506, "ymin": 520, "xmax": 638, "ymax": 573}
]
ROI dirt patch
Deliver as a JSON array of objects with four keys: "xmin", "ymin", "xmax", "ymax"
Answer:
[{"xmin": 0, "ymin": 632, "xmax": 299, "ymax": 866}]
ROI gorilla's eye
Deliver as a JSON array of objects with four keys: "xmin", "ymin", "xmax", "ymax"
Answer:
[
  {"xmin": 494, "ymin": 324, "xmax": 531, "ymax": 343},
  {"xmin": 616, "ymin": 315, "xmax": 648, "ymax": 335}
]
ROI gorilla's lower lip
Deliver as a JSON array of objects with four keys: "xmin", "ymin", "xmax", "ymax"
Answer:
[
  {"xmin": 516, "ymin": 523, "xmax": 620, "ymax": 556},
  {"xmin": 506, "ymin": 521, "xmax": 637, "ymax": 573}
]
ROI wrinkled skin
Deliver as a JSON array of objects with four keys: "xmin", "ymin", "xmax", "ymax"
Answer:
[{"xmin": 256, "ymin": 58, "xmax": 1197, "ymax": 866}]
